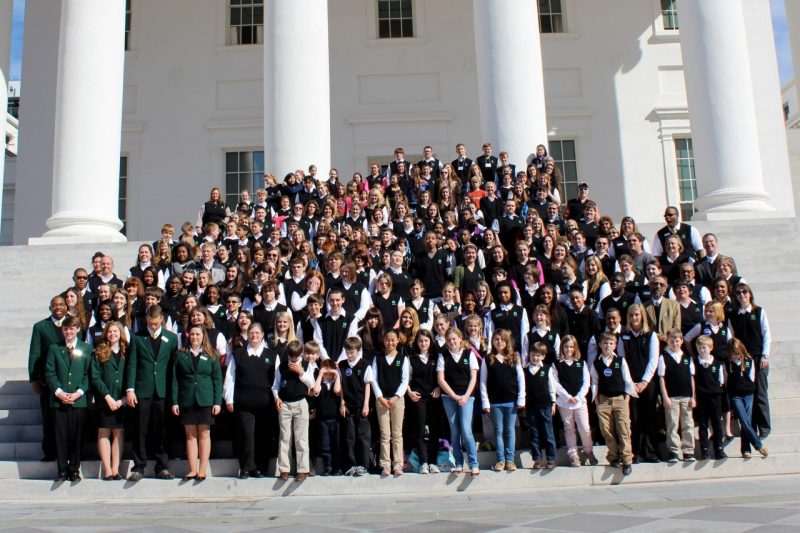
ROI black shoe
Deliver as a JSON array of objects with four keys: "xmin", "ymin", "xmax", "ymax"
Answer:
[
  {"xmin": 68, "ymin": 472, "xmax": 81, "ymax": 483},
  {"xmin": 667, "ymin": 453, "xmax": 679, "ymax": 463},
  {"xmin": 699, "ymin": 450, "xmax": 710, "ymax": 461},
  {"xmin": 622, "ymin": 464, "xmax": 632, "ymax": 476},
  {"xmin": 113, "ymin": 473, "xmax": 122, "ymax": 480},
  {"xmin": 321, "ymin": 467, "xmax": 333, "ymax": 476},
  {"xmin": 644, "ymin": 455, "xmax": 661, "ymax": 463},
  {"xmin": 103, "ymin": 475, "xmax": 115, "ymax": 481},
  {"xmin": 155, "ymin": 469, "xmax": 175, "ymax": 480},
  {"xmin": 715, "ymin": 450, "xmax": 728, "ymax": 460},
  {"xmin": 237, "ymin": 471, "xmax": 249, "ymax": 480},
  {"xmin": 632, "ymin": 455, "xmax": 641, "ymax": 465},
  {"xmin": 54, "ymin": 473, "xmax": 68, "ymax": 482},
  {"xmin": 250, "ymin": 470, "xmax": 264, "ymax": 478},
  {"xmin": 195, "ymin": 476, "xmax": 206, "ymax": 482},
  {"xmin": 333, "ymin": 469, "xmax": 343, "ymax": 476},
  {"xmin": 609, "ymin": 459, "xmax": 621, "ymax": 468},
  {"xmin": 128, "ymin": 471, "xmax": 143, "ymax": 481}
]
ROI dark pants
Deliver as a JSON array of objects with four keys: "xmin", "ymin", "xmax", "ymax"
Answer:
[
  {"xmin": 39, "ymin": 386, "xmax": 57, "ymax": 459},
  {"xmin": 630, "ymin": 380, "xmax": 660, "ymax": 459},
  {"xmin": 405, "ymin": 397, "xmax": 443, "ymax": 465},
  {"xmin": 341, "ymin": 410, "xmax": 371, "ymax": 469},
  {"xmin": 753, "ymin": 356, "xmax": 771, "ymax": 434},
  {"xmin": 527, "ymin": 405, "xmax": 557, "ymax": 461},
  {"xmin": 695, "ymin": 393, "xmax": 723, "ymax": 454},
  {"xmin": 319, "ymin": 418, "xmax": 341, "ymax": 470},
  {"xmin": 53, "ymin": 406, "xmax": 86, "ymax": 475},
  {"xmin": 236, "ymin": 405, "xmax": 271, "ymax": 472},
  {"xmin": 132, "ymin": 397, "xmax": 169, "ymax": 473}
]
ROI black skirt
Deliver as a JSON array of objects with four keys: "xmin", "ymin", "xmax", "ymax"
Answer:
[
  {"xmin": 180, "ymin": 405, "xmax": 214, "ymax": 426},
  {"xmin": 97, "ymin": 405, "xmax": 126, "ymax": 429}
]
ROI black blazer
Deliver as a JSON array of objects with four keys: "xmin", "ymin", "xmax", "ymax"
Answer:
[{"xmin": 475, "ymin": 155, "xmax": 498, "ymax": 183}]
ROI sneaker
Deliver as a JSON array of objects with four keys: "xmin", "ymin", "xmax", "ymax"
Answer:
[
  {"xmin": 419, "ymin": 463, "xmax": 430, "ymax": 475},
  {"xmin": 742, "ymin": 452, "xmax": 752, "ymax": 459},
  {"xmin": 155, "ymin": 469, "xmax": 175, "ymax": 480},
  {"xmin": 622, "ymin": 464, "xmax": 632, "ymax": 476},
  {"xmin": 505, "ymin": 461, "xmax": 517, "ymax": 472},
  {"xmin": 344, "ymin": 467, "xmax": 357, "ymax": 476},
  {"xmin": 354, "ymin": 466, "xmax": 368, "ymax": 477},
  {"xmin": 715, "ymin": 451, "xmax": 728, "ymax": 460},
  {"xmin": 127, "ymin": 471, "xmax": 143, "ymax": 482},
  {"xmin": 393, "ymin": 465, "xmax": 403, "ymax": 477},
  {"xmin": 428, "ymin": 464, "xmax": 440, "ymax": 474},
  {"xmin": 609, "ymin": 459, "xmax": 621, "ymax": 468},
  {"xmin": 546, "ymin": 460, "xmax": 557, "ymax": 470},
  {"xmin": 570, "ymin": 456, "xmax": 581, "ymax": 468},
  {"xmin": 585, "ymin": 451, "xmax": 599, "ymax": 466},
  {"xmin": 493, "ymin": 461, "xmax": 506, "ymax": 472},
  {"xmin": 531, "ymin": 460, "xmax": 541, "ymax": 470},
  {"xmin": 667, "ymin": 453, "xmax": 679, "ymax": 463},
  {"xmin": 380, "ymin": 467, "xmax": 391, "ymax": 478},
  {"xmin": 684, "ymin": 455, "xmax": 696, "ymax": 463},
  {"xmin": 699, "ymin": 450, "xmax": 709, "ymax": 461},
  {"xmin": 758, "ymin": 447, "xmax": 769, "ymax": 457}
]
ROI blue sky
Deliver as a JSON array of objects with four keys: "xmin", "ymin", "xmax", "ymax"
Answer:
[{"xmin": 5, "ymin": 0, "xmax": 797, "ymax": 85}]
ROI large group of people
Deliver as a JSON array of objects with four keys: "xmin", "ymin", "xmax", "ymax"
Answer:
[{"xmin": 27, "ymin": 142, "xmax": 772, "ymax": 483}]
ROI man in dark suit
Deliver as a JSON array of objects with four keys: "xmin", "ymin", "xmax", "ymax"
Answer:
[
  {"xmin": 70, "ymin": 268, "xmax": 96, "ymax": 311},
  {"xmin": 451, "ymin": 143, "xmax": 473, "ymax": 183},
  {"xmin": 417, "ymin": 145, "xmax": 442, "ymax": 182},
  {"xmin": 694, "ymin": 233, "xmax": 737, "ymax": 290},
  {"xmin": 125, "ymin": 305, "xmax": 178, "ymax": 480},
  {"xmin": 475, "ymin": 143, "xmax": 498, "ymax": 184},
  {"xmin": 45, "ymin": 316, "xmax": 92, "ymax": 482},
  {"xmin": 385, "ymin": 147, "xmax": 408, "ymax": 180},
  {"xmin": 89, "ymin": 255, "xmax": 124, "ymax": 293},
  {"xmin": 28, "ymin": 295, "xmax": 67, "ymax": 462}
]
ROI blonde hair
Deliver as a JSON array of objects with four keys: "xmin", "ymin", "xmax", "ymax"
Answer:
[{"xmin": 559, "ymin": 335, "xmax": 582, "ymax": 361}]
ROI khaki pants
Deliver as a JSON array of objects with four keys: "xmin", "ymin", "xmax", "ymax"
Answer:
[
  {"xmin": 377, "ymin": 399, "xmax": 405, "ymax": 469},
  {"xmin": 596, "ymin": 394, "xmax": 633, "ymax": 465},
  {"xmin": 277, "ymin": 399, "xmax": 309, "ymax": 474},
  {"xmin": 665, "ymin": 396, "xmax": 694, "ymax": 455}
]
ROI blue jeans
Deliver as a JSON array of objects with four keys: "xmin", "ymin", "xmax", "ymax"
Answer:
[
  {"xmin": 442, "ymin": 396, "xmax": 478, "ymax": 468},
  {"xmin": 527, "ymin": 405, "xmax": 557, "ymax": 461},
  {"xmin": 490, "ymin": 403, "xmax": 517, "ymax": 462},
  {"xmin": 730, "ymin": 394, "xmax": 763, "ymax": 453}
]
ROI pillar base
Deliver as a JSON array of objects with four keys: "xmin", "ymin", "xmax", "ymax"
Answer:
[
  {"xmin": 692, "ymin": 187, "xmax": 776, "ymax": 221},
  {"xmin": 31, "ymin": 212, "xmax": 127, "ymax": 245}
]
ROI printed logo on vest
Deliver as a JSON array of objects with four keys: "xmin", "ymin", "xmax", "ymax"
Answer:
[
  {"xmin": 603, "ymin": 368, "xmax": 613, "ymax": 377},
  {"xmin": 345, "ymin": 368, "xmax": 353, "ymax": 377}
]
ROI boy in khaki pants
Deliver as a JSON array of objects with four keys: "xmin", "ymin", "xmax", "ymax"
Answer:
[
  {"xmin": 272, "ymin": 340, "xmax": 318, "ymax": 481},
  {"xmin": 590, "ymin": 332, "xmax": 637, "ymax": 476},
  {"xmin": 658, "ymin": 328, "xmax": 696, "ymax": 463}
]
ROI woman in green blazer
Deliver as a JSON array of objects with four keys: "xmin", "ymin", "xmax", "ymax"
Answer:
[
  {"xmin": 90, "ymin": 321, "xmax": 128, "ymax": 480},
  {"xmin": 171, "ymin": 324, "xmax": 222, "ymax": 480}
]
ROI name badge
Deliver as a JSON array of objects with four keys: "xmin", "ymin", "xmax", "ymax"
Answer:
[
  {"xmin": 603, "ymin": 368, "xmax": 613, "ymax": 377},
  {"xmin": 345, "ymin": 368, "xmax": 353, "ymax": 377},
  {"xmin": 200, "ymin": 356, "xmax": 208, "ymax": 361},
  {"xmin": 484, "ymin": 162, "xmax": 491, "ymax": 168},
  {"xmin": 458, "ymin": 166, "xmax": 464, "ymax": 171}
]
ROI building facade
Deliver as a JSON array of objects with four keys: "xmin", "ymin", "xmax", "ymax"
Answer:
[{"xmin": 8, "ymin": 0, "xmax": 797, "ymax": 244}]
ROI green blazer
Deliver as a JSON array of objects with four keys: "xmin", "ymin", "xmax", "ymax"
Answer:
[
  {"xmin": 171, "ymin": 350, "xmax": 223, "ymax": 409},
  {"xmin": 91, "ymin": 347, "xmax": 128, "ymax": 401},
  {"xmin": 45, "ymin": 341, "xmax": 93, "ymax": 408},
  {"xmin": 126, "ymin": 330, "xmax": 178, "ymax": 399},
  {"xmin": 29, "ymin": 317, "xmax": 63, "ymax": 383}
]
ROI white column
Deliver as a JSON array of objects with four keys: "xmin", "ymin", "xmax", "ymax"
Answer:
[
  {"xmin": 679, "ymin": 0, "xmax": 774, "ymax": 219},
  {"xmin": 0, "ymin": 0, "xmax": 13, "ymax": 76},
  {"xmin": 264, "ymin": 0, "xmax": 331, "ymax": 177},
  {"xmin": 0, "ymin": 67, "xmax": 6, "ymax": 237},
  {"xmin": 36, "ymin": 0, "xmax": 126, "ymax": 243},
  {"xmin": 472, "ymin": 0, "xmax": 548, "ymax": 170}
]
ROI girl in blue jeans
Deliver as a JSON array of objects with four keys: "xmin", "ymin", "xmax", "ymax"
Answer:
[
  {"xmin": 726, "ymin": 339, "xmax": 769, "ymax": 458},
  {"xmin": 437, "ymin": 327, "xmax": 480, "ymax": 476},
  {"xmin": 480, "ymin": 329, "xmax": 525, "ymax": 471}
]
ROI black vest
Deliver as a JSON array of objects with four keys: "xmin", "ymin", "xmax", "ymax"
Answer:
[
  {"xmin": 340, "ymin": 282, "xmax": 367, "ymax": 317},
  {"xmin": 662, "ymin": 353, "xmax": 693, "ymax": 398},
  {"xmin": 486, "ymin": 358, "xmax": 519, "ymax": 404},
  {"xmin": 524, "ymin": 364, "xmax": 552, "ymax": 408},
  {"xmin": 202, "ymin": 201, "xmax": 227, "ymax": 226},
  {"xmin": 409, "ymin": 354, "xmax": 437, "ymax": 397},
  {"xmin": 619, "ymin": 330, "xmax": 651, "ymax": 382},
  {"xmin": 490, "ymin": 305, "xmax": 524, "ymax": 345},
  {"xmin": 443, "ymin": 350, "xmax": 472, "ymax": 395},
  {"xmin": 340, "ymin": 358, "xmax": 369, "ymax": 410},
  {"xmin": 593, "ymin": 356, "xmax": 626, "ymax": 398},
  {"xmin": 373, "ymin": 293, "xmax": 402, "ymax": 329},
  {"xmin": 729, "ymin": 308, "xmax": 764, "ymax": 357},
  {"xmin": 375, "ymin": 353, "xmax": 407, "ymax": 398},
  {"xmin": 320, "ymin": 314, "xmax": 353, "ymax": 361},
  {"xmin": 232, "ymin": 346, "xmax": 277, "ymax": 407},
  {"xmin": 695, "ymin": 321, "xmax": 729, "ymax": 363},
  {"xmin": 527, "ymin": 329, "xmax": 557, "ymax": 364},
  {"xmin": 555, "ymin": 360, "xmax": 585, "ymax": 396},
  {"xmin": 727, "ymin": 359, "xmax": 756, "ymax": 396},
  {"xmin": 277, "ymin": 358, "xmax": 309, "ymax": 402},
  {"xmin": 679, "ymin": 301, "xmax": 703, "ymax": 335},
  {"xmin": 693, "ymin": 357, "xmax": 723, "ymax": 397}
]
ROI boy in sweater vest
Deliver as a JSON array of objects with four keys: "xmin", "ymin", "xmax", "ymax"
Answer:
[
  {"xmin": 693, "ymin": 335, "xmax": 726, "ymax": 460},
  {"xmin": 338, "ymin": 337, "xmax": 373, "ymax": 476},
  {"xmin": 272, "ymin": 340, "xmax": 317, "ymax": 481},
  {"xmin": 590, "ymin": 332, "xmax": 637, "ymax": 476},
  {"xmin": 525, "ymin": 343, "xmax": 557, "ymax": 470},
  {"xmin": 658, "ymin": 329, "xmax": 696, "ymax": 462}
]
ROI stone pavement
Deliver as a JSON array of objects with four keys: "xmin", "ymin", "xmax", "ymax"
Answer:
[{"xmin": 2, "ymin": 474, "xmax": 800, "ymax": 532}]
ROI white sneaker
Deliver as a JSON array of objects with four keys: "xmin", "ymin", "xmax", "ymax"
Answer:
[
  {"xmin": 428, "ymin": 464, "xmax": 440, "ymax": 474},
  {"xmin": 419, "ymin": 463, "xmax": 430, "ymax": 474}
]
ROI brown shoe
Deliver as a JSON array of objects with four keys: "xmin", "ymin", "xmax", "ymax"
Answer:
[
  {"xmin": 505, "ymin": 461, "xmax": 517, "ymax": 472},
  {"xmin": 531, "ymin": 460, "xmax": 541, "ymax": 470},
  {"xmin": 278, "ymin": 472, "xmax": 290, "ymax": 481},
  {"xmin": 546, "ymin": 460, "xmax": 557, "ymax": 470},
  {"xmin": 295, "ymin": 472, "xmax": 308, "ymax": 482}
]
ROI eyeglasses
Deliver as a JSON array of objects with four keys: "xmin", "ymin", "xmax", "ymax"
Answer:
[
  {"xmin": 664, "ymin": 213, "xmax": 677, "ymax": 218},
  {"xmin": 74, "ymin": 276, "xmax": 88, "ymax": 280},
  {"xmin": 735, "ymin": 290, "xmax": 749, "ymax": 295}
]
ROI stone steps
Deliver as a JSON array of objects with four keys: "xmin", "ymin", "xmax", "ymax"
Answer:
[{"xmin": 0, "ymin": 453, "xmax": 796, "ymax": 500}]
